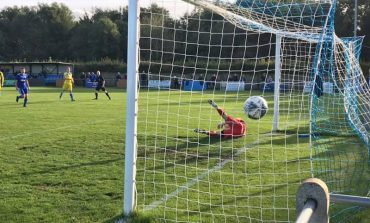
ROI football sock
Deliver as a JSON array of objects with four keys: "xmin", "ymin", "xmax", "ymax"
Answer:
[
  {"xmin": 23, "ymin": 98, "xmax": 28, "ymax": 107},
  {"xmin": 105, "ymin": 92, "xmax": 111, "ymax": 100},
  {"xmin": 70, "ymin": 93, "xmax": 74, "ymax": 101},
  {"xmin": 60, "ymin": 92, "xmax": 63, "ymax": 99},
  {"xmin": 95, "ymin": 92, "xmax": 98, "ymax": 99}
]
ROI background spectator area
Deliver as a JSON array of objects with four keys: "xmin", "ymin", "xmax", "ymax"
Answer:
[{"xmin": 0, "ymin": 62, "xmax": 73, "ymax": 86}]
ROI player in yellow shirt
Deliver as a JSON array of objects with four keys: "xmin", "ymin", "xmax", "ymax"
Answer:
[
  {"xmin": 59, "ymin": 66, "xmax": 75, "ymax": 101},
  {"xmin": 0, "ymin": 69, "xmax": 4, "ymax": 96}
]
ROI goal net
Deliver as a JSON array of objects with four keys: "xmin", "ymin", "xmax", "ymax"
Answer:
[{"xmin": 131, "ymin": 0, "xmax": 370, "ymax": 222}]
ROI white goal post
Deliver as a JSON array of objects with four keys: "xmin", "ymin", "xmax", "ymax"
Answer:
[{"xmin": 124, "ymin": 0, "xmax": 139, "ymax": 215}]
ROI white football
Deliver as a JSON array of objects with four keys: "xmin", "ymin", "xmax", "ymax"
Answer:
[{"xmin": 243, "ymin": 96, "xmax": 268, "ymax": 120}]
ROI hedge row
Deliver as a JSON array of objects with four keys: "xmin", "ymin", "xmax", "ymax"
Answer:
[
  {"xmin": 73, "ymin": 59, "xmax": 370, "ymax": 77},
  {"xmin": 74, "ymin": 59, "xmax": 272, "ymax": 74},
  {"xmin": 74, "ymin": 59, "xmax": 127, "ymax": 74}
]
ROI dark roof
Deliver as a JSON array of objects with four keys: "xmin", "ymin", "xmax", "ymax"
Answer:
[{"xmin": 0, "ymin": 62, "xmax": 73, "ymax": 66}]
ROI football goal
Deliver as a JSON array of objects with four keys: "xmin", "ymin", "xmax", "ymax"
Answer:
[{"xmin": 125, "ymin": 0, "xmax": 370, "ymax": 222}]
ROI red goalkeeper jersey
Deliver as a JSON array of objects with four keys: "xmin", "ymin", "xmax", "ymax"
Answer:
[
  {"xmin": 222, "ymin": 115, "xmax": 247, "ymax": 138},
  {"xmin": 206, "ymin": 107, "xmax": 247, "ymax": 139}
]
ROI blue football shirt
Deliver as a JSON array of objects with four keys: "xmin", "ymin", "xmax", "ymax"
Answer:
[{"xmin": 16, "ymin": 73, "xmax": 28, "ymax": 88}]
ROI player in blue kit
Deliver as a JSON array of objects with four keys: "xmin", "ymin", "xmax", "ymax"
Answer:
[{"xmin": 15, "ymin": 67, "xmax": 30, "ymax": 107}]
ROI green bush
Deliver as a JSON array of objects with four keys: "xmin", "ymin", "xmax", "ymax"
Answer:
[
  {"xmin": 74, "ymin": 59, "xmax": 127, "ymax": 73},
  {"xmin": 72, "ymin": 60, "xmax": 370, "ymax": 79}
]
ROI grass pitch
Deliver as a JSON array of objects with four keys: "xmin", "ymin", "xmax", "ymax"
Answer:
[
  {"xmin": 0, "ymin": 87, "xmax": 368, "ymax": 223},
  {"xmin": 136, "ymin": 89, "xmax": 312, "ymax": 222},
  {"xmin": 0, "ymin": 87, "xmax": 125, "ymax": 222}
]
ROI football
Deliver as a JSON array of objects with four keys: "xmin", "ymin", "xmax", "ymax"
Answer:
[{"xmin": 243, "ymin": 96, "xmax": 268, "ymax": 120}]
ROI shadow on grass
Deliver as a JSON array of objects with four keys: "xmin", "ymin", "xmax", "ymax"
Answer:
[
  {"xmin": 138, "ymin": 132, "xmax": 309, "ymax": 173},
  {"xmin": 103, "ymin": 212, "xmax": 152, "ymax": 223},
  {"xmin": 0, "ymin": 158, "xmax": 122, "ymax": 180},
  {"xmin": 311, "ymin": 133, "xmax": 369, "ymax": 222},
  {"xmin": 137, "ymin": 135, "xmax": 240, "ymax": 171},
  {"xmin": 136, "ymin": 131, "xmax": 368, "ymax": 220},
  {"xmin": 190, "ymin": 178, "xmax": 303, "ymax": 218}
]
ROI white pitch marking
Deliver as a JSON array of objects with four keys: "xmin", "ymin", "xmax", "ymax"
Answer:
[{"xmin": 143, "ymin": 140, "xmax": 260, "ymax": 211}]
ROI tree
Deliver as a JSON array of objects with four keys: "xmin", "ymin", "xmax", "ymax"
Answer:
[
  {"xmin": 68, "ymin": 15, "xmax": 94, "ymax": 61},
  {"xmin": 36, "ymin": 3, "xmax": 75, "ymax": 60},
  {"xmin": 0, "ymin": 6, "xmax": 41, "ymax": 60},
  {"xmin": 90, "ymin": 17, "xmax": 121, "ymax": 60},
  {"xmin": 91, "ymin": 7, "xmax": 129, "ymax": 61},
  {"xmin": 335, "ymin": 0, "xmax": 370, "ymax": 61},
  {"xmin": 0, "ymin": 3, "xmax": 74, "ymax": 61},
  {"xmin": 0, "ymin": 2, "xmax": 369, "ymax": 63}
]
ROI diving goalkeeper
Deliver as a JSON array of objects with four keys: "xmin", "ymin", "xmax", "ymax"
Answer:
[{"xmin": 194, "ymin": 99, "xmax": 247, "ymax": 138}]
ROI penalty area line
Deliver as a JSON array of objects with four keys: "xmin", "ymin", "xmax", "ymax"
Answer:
[{"xmin": 143, "ymin": 140, "xmax": 260, "ymax": 212}]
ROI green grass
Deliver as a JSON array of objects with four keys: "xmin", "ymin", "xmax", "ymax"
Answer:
[
  {"xmin": 0, "ymin": 87, "xmax": 368, "ymax": 223},
  {"xmin": 0, "ymin": 87, "xmax": 125, "ymax": 222},
  {"xmin": 133, "ymin": 90, "xmax": 314, "ymax": 222}
]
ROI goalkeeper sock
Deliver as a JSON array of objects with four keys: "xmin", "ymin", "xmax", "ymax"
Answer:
[{"xmin": 59, "ymin": 92, "xmax": 63, "ymax": 99}]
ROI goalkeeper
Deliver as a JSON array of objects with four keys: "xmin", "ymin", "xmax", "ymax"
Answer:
[{"xmin": 194, "ymin": 99, "xmax": 246, "ymax": 138}]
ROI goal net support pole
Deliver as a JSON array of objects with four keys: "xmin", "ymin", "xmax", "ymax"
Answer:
[
  {"xmin": 296, "ymin": 178, "xmax": 370, "ymax": 223},
  {"xmin": 273, "ymin": 34, "xmax": 282, "ymax": 132}
]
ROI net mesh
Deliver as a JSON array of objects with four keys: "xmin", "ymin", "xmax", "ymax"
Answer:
[{"xmin": 133, "ymin": 0, "xmax": 369, "ymax": 222}]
